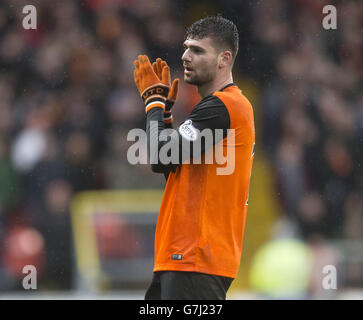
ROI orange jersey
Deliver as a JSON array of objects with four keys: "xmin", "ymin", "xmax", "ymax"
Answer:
[{"xmin": 147, "ymin": 84, "xmax": 255, "ymax": 278}]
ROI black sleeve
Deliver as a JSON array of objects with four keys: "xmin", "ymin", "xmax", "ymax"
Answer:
[{"xmin": 146, "ymin": 95, "xmax": 230, "ymax": 173}]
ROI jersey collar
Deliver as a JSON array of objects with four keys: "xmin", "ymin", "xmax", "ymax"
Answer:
[{"xmin": 219, "ymin": 83, "xmax": 237, "ymax": 91}]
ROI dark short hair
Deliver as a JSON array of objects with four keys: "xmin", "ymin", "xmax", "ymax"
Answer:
[{"xmin": 184, "ymin": 16, "xmax": 239, "ymax": 63}]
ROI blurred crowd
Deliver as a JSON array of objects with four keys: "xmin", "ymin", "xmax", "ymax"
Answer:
[
  {"xmin": 0, "ymin": 0, "xmax": 362, "ymax": 291},
  {"xmin": 253, "ymin": 0, "xmax": 363, "ymax": 290}
]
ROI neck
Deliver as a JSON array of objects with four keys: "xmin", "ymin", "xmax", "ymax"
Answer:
[{"xmin": 197, "ymin": 72, "xmax": 233, "ymax": 98}]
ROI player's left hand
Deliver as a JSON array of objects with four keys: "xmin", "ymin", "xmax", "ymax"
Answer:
[{"xmin": 152, "ymin": 58, "xmax": 179, "ymax": 124}]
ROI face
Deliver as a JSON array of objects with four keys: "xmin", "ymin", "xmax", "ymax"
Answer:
[{"xmin": 181, "ymin": 37, "xmax": 220, "ymax": 86}]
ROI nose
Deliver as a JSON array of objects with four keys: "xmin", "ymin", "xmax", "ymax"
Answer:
[{"xmin": 182, "ymin": 49, "xmax": 191, "ymax": 63}]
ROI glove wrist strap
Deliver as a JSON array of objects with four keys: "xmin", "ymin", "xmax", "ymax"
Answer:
[
  {"xmin": 163, "ymin": 112, "xmax": 173, "ymax": 124},
  {"xmin": 141, "ymin": 84, "xmax": 169, "ymax": 105},
  {"xmin": 145, "ymin": 100, "xmax": 165, "ymax": 113}
]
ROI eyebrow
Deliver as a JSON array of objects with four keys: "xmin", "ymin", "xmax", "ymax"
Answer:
[{"xmin": 183, "ymin": 43, "xmax": 205, "ymax": 51}]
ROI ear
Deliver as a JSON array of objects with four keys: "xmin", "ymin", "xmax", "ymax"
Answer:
[{"xmin": 218, "ymin": 50, "xmax": 233, "ymax": 68}]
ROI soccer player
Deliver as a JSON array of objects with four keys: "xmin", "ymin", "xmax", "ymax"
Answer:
[{"xmin": 133, "ymin": 16, "xmax": 255, "ymax": 300}]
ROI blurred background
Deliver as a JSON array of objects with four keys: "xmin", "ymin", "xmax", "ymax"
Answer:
[{"xmin": 0, "ymin": 0, "xmax": 362, "ymax": 299}]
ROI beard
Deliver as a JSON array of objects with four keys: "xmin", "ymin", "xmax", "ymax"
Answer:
[{"xmin": 184, "ymin": 66, "xmax": 216, "ymax": 86}]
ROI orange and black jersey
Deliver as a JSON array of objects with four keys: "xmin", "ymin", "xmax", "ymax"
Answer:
[{"xmin": 145, "ymin": 83, "xmax": 255, "ymax": 278}]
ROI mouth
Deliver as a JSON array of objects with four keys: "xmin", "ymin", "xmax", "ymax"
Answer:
[{"xmin": 184, "ymin": 66, "xmax": 194, "ymax": 74}]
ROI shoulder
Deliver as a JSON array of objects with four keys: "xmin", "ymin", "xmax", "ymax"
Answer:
[
  {"xmin": 184, "ymin": 94, "xmax": 230, "ymax": 131},
  {"xmin": 213, "ymin": 85, "xmax": 252, "ymax": 109},
  {"xmin": 213, "ymin": 84, "xmax": 254, "ymax": 129},
  {"xmin": 193, "ymin": 94, "xmax": 226, "ymax": 112},
  {"xmin": 188, "ymin": 93, "xmax": 229, "ymax": 123}
]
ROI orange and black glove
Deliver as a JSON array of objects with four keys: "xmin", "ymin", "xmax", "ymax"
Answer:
[
  {"xmin": 133, "ymin": 55, "xmax": 169, "ymax": 113},
  {"xmin": 152, "ymin": 58, "xmax": 179, "ymax": 125}
]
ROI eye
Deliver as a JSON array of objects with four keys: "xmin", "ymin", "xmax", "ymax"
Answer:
[{"xmin": 192, "ymin": 48, "xmax": 202, "ymax": 54}]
